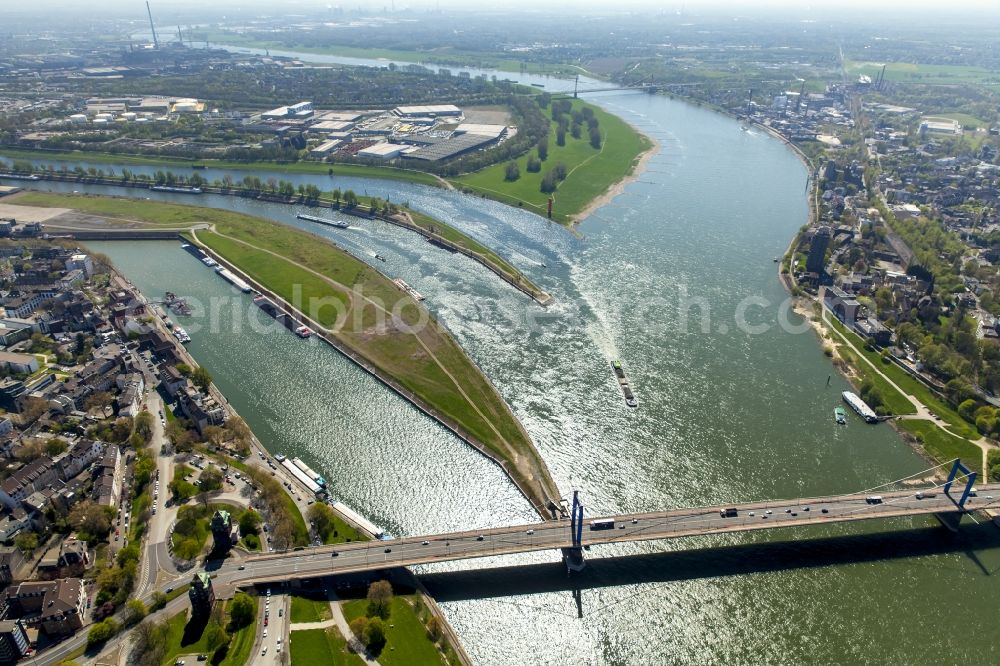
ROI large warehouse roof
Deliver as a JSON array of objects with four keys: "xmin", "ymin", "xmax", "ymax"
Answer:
[
  {"xmin": 393, "ymin": 104, "xmax": 462, "ymax": 117},
  {"xmin": 454, "ymin": 123, "xmax": 507, "ymax": 139},
  {"xmin": 403, "ymin": 133, "xmax": 495, "ymax": 162}
]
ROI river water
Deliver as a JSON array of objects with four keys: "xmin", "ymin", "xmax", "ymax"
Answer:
[{"xmin": 5, "ymin": 55, "xmax": 1000, "ymax": 666}]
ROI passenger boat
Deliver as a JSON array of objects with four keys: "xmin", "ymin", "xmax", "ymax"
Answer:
[{"xmin": 842, "ymin": 391, "xmax": 878, "ymax": 423}]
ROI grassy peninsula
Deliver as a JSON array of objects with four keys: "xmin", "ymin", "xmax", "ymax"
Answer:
[
  {"xmin": 452, "ymin": 98, "xmax": 655, "ymax": 224},
  {"xmin": 11, "ymin": 191, "xmax": 559, "ymax": 514}
]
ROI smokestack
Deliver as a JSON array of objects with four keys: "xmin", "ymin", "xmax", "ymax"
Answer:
[
  {"xmin": 878, "ymin": 64, "xmax": 887, "ymax": 90},
  {"xmin": 146, "ymin": 1, "xmax": 159, "ymax": 49}
]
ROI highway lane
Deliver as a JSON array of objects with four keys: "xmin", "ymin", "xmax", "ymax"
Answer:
[{"xmin": 224, "ymin": 483, "xmax": 1000, "ymax": 585}]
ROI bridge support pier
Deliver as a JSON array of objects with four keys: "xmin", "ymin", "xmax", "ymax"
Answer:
[
  {"xmin": 565, "ymin": 490, "xmax": 586, "ymax": 574},
  {"xmin": 934, "ymin": 511, "xmax": 963, "ymax": 533},
  {"xmin": 936, "ymin": 459, "xmax": 978, "ymax": 533},
  {"xmin": 562, "ymin": 547, "xmax": 586, "ymax": 573}
]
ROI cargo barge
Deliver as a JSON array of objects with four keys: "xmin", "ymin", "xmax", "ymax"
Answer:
[
  {"xmin": 297, "ymin": 213, "xmax": 350, "ymax": 229},
  {"xmin": 292, "ymin": 457, "xmax": 326, "ymax": 488},
  {"xmin": 150, "ymin": 185, "xmax": 202, "ymax": 194},
  {"xmin": 611, "ymin": 360, "xmax": 638, "ymax": 408},
  {"xmin": 253, "ymin": 295, "xmax": 309, "ymax": 335},
  {"xmin": 214, "ymin": 266, "xmax": 253, "ymax": 293},
  {"xmin": 392, "ymin": 278, "xmax": 425, "ymax": 301}
]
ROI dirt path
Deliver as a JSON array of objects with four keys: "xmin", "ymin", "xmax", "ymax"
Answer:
[{"xmin": 433, "ymin": 174, "xmax": 455, "ymax": 191}]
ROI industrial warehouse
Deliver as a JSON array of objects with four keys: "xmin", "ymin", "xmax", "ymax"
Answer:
[
  {"xmin": 43, "ymin": 95, "xmax": 513, "ymax": 165},
  {"xmin": 250, "ymin": 100, "xmax": 513, "ymax": 163}
]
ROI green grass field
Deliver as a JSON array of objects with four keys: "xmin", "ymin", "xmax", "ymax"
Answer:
[
  {"xmin": 824, "ymin": 316, "xmax": 916, "ymax": 416},
  {"xmin": 278, "ymin": 489, "xmax": 310, "ymax": 546},
  {"xmin": 221, "ymin": 613, "xmax": 257, "ymax": 666},
  {"xmin": 453, "ymin": 98, "xmax": 653, "ymax": 224},
  {"xmin": 896, "ymin": 420, "xmax": 983, "ymax": 477},
  {"xmin": 923, "ymin": 113, "xmax": 991, "ymax": 129},
  {"xmin": 835, "ymin": 345, "xmax": 916, "ymax": 416},
  {"xmin": 314, "ymin": 505, "xmax": 369, "ymax": 544},
  {"xmin": 198, "ymin": 232, "xmax": 352, "ymax": 326},
  {"xmin": 290, "ymin": 627, "xmax": 364, "ymax": 666},
  {"xmin": 342, "ymin": 596, "xmax": 445, "ymax": 666},
  {"xmin": 0, "ymin": 147, "xmax": 441, "ymax": 187},
  {"xmin": 290, "ymin": 595, "xmax": 333, "ymax": 624},
  {"xmin": 845, "ymin": 60, "xmax": 1000, "ymax": 86}
]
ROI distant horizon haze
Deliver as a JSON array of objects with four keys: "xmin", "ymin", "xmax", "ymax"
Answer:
[{"xmin": 5, "ymin": 0, "xmax": 1000, "ymax": 18}]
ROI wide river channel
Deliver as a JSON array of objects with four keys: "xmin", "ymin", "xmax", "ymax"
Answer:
[{"xmin": 5, "ymin": 54, "xmax": 1000, "ymax": 665}]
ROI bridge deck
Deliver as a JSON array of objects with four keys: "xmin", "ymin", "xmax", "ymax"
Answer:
[{"xmin": 230, "ymin": 483, "xmax": 1000, "ymax": 585}]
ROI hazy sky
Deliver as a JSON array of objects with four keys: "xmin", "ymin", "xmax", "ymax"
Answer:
[{"xmin": 6, "ymin": 0, "xmax": 1000, "ymax": 12}]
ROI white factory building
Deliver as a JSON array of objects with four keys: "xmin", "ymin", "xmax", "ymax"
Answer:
[
  {"xmin": 309, "ymin": 139, "xmax": 343, "ymax": 157},
  {"xmin": 357, "ymin": 143, "xmax": 406, "ymax": 160},
  {"xmin": 262, "ymin": 101, "xmax": 314, "ymax": 120},
  {"xmin": 392, "ymin": 104, "xmax": 463, "ymax": 119}
]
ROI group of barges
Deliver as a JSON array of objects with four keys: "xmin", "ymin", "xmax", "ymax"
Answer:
[{"xmin": 163, "ymin": 291, "xmax": 192, "ymax": 316}]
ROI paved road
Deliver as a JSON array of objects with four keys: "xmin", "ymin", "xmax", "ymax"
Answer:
[
  {"xmin": 249, "ymin": 588, "xmax": 286, "ymax": 665},
  {"xmin": 137, "ymin": 391, "xmax": 183, "ymax": 596},
  {"xmin": 224, "ymin": 483, "xmax": 1000, "ymax": 586}
]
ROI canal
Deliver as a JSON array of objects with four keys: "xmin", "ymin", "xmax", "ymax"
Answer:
[{"xmin": 6, "ymin": 61, "xmax": 1000, "ymax": 666}]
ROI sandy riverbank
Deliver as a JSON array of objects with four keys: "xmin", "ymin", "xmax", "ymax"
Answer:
[{"xmin": 571, "ymin": 133, "xmax": 661, "ymax": 224}]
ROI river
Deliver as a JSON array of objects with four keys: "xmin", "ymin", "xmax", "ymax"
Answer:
[{"xmin": 5, "ymin": 54, "xmax": 1000, "ymax": 666}]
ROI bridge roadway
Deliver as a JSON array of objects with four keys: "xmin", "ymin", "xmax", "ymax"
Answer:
[{"xmin": 227, "ymin": 483, "xmax": 1000, "ymax": 586}]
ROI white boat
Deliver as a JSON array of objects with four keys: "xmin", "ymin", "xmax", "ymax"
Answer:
[{"xmin": 842, "ymin": 391, "xmax": 877, "ymax": 423}]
